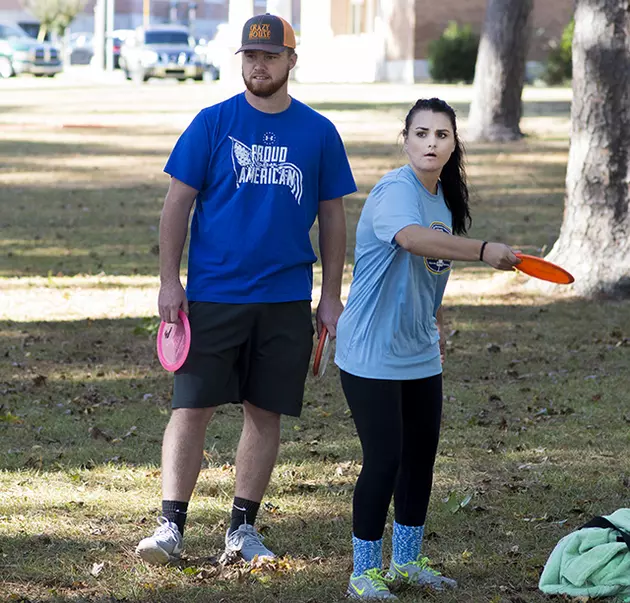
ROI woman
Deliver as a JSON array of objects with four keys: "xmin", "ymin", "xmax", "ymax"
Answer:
[{"xmin": 335, "ymin": 98, "xmax": 520, "ymax": 600}]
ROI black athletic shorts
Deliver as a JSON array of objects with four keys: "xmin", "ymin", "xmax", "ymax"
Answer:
[{"xmin": 172, "ymin": 301, "xmax": 314, "ymax": 417}]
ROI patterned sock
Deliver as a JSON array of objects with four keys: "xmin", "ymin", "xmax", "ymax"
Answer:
[
  {"xmin": 162, "ymin": 500, "xmax": 188, "ymax": 536},
  {"xmin": 229, "ymin": 497, "xmax": 260, "ymax": 534},
  {"xmin": 392, "ymin": 521, "xmax": 424, "ymax": 566},
  {"xmin": 352, "ymin": 535, "xmax": 383, "ymax": 577}
]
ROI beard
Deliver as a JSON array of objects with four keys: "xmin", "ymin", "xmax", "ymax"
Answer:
[{"xmin": 243, "ymin": 67, "xmax": 290, "ymax": 98}]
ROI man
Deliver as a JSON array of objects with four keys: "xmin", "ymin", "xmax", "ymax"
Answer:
[{"xmin": 136, "ymin": 13, "xmax": 356, "ymax": 565}]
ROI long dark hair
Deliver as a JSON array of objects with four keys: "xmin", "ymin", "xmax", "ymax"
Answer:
[{"xmin": 402, "ymin": 98, "xmax": 471, "ymax": 235}]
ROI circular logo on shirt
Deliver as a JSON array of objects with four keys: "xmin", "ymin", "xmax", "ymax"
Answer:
[
  {"xmin": 425, "ymin": 221, "xmax": 453, "ymax": 275},
  {"xmin": 262, "ymin": 132, "xmax": 277, "ymax": 145}
]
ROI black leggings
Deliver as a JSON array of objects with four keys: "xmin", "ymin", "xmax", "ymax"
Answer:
[{"xmin": 340, "ymin": 370, "xmax": 443, "ymax": 541}]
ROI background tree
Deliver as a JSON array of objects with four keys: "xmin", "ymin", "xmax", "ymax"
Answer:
[
  {"xmin": 21, "ymin": 0, "xmax": 85, "ymax": 42},
  {"xmin": 467, "ymin": 0, "xmax": 534, "ymax": 141},
  {"xmin": 544, "ymin": 0, "xmax": 630, "ymax": 298}
]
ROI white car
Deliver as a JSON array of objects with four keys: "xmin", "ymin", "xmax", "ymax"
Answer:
[
  {"xmin": 119, "ymin": 25, "xmax": 204, "ymax": 83},
  {"xmin": 0, "ymin": 21, "xmax": 62, "ymax": 78},
  {"xmin": 194, "ymin": 23, "xmax": 232, "ymax": 80}
]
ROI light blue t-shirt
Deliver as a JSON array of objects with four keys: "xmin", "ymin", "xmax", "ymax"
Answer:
[
  {"xmin": 335, "ymin": 164, "xmax": 453, "ymax": 380},
  {"xmin": 164, "ymin": 93, "xmax": 357, "ymax": 303}
]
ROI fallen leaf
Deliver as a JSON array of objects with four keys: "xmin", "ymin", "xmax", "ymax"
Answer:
[
  {"xmin": 89, "ymin": 426, "xmax": 113, "ymax": 442},
  {"xmin": 32, "ymin": 375, "xmax": 47, "ymax": 387},
  {"xmin": 0, "ymin": 411, "xmax": 23, "ymax": 424},
  {"xmin": 181, "ymin": 567, "xmax": 199, "ymax": 576},
  {"xmin": 443, "ymin": 491, "xmax": 473, "ymax": 514},
  {"xmin": 121, "ymin": 426, "xmax": 137, "ymax": 439},
  {"xmin": 90, "ymin": 562, "xmax": 104, "ymax": 577}
]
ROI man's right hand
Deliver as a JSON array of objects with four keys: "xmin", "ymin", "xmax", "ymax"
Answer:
[{"xmin": 158, "ymin": 281, "xmax": 189, "ymax": 323}]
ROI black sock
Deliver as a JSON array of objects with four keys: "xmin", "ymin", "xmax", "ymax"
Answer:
[
  {"xmin": 229, "ymin": 497, "xmax": 260, "ymax": 534},
  {"xmin": 162, "ymin": 500, "xmax": 188, "ymax": 535}
]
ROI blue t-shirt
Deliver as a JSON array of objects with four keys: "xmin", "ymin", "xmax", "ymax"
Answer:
[
  {"xmin": 164, "ymin": 93, "xmax": 357, "ymax": 303},
  {"xmin": 335, "ymin": 164, "xmax": 453, "ymax": 380}
]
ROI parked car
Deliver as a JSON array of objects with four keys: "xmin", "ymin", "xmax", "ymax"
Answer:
[
  {"xmin": 119, "ymin": 25, "xmax": 204, "ymax": 82},
  {"xmin": 112, "ymin": 29, "xmax": 135, "ymax": 69},
  {"xmin": 70, "ymin": 29, "xmax": 134, "ymax": 68},
  {"xmin": 0, "ymin": 21, "xmax": 62, "ymax": 78},
  {"xmin": 193, "ymin": 39, "xmax": 219, "ymax": 80},
  {"xmin": 16, "ymin": 20, "xmax": 51, "ymax": 42},
  {"xmin": 69, "ymin": 32, "xmax": 93, "ymax": 65},
  {"xmin": 194, "ymin": 23, "xmax": 233, "ymax": 81}
]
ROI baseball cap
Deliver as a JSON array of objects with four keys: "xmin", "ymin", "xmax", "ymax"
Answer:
[{"xmin": 236, "ymin": 13, "xmax": 297, "ymax": 54}]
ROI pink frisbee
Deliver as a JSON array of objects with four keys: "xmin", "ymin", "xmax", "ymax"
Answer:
[{"xmin": 156, "ymin": 310, "xmax": 191, "ymax": 372}]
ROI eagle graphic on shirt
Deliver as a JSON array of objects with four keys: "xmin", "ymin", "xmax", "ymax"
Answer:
[{"xmin": 229, "ymin": 136, "xmax": 304, "ymax": 204}]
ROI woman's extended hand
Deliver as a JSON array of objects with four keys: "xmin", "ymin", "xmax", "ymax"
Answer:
[{"xmin": 482, "ymin": 243, "xmax": 521, "ymax": 271}]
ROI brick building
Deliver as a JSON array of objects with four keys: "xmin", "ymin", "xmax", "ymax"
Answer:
[
  {"xmin": 0, "ymin": 0, "xmax": 574, "ymax": 81},
  {"xmin": 297, "ymin": 0, "xmax": 574, "ymax": 82}
]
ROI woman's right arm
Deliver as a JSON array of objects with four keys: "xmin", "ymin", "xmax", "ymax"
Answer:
[{"xmin": 394, "ymin": 225, "xmax": 519, "ymax": 270}]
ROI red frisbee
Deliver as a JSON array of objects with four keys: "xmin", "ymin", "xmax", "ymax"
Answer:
[
  {"xmin": 514, "ymin": 253, "xmax": 575, "ymax": 285},
  {"xmin": 312, "ymin": 326, "xmax": 332, "ymax": 378},
  {"xmin": 156, "ymin": 310, "xmax": 191, "ymax": 372}
]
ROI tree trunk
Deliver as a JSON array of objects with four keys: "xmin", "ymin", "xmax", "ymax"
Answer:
[
  {"xmin": 467, "ymin": 0, "xmax": 533, "ymax": 141},
  {"xmin": 545, "ymin": 0, "xmax": 630, "ymax": 298}
]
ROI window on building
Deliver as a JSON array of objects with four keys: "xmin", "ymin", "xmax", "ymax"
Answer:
[
  {"xmin": 351, "ymin": 0, "xmax": 364, "ymax": 35},
  {"xmin": 254, "ymin": 0, "xmax": 267, "ymax": 14}
]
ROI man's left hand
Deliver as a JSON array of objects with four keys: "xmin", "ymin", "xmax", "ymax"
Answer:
[{"xmin": 316, "ymin": 295, "xmax": 344, "ymax": 339}]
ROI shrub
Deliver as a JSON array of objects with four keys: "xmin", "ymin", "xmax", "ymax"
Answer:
[
  {"xmin": 542, "ymin": 18, "xmax": 574, "ymax": 85},
  {"xmin": 428, "ymin": 22, "xmax": 480, "ymax": 84}
]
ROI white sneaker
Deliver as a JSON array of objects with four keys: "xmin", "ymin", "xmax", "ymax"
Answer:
[
  {"xmin": 222, "ymin": 524, "xmax": 275, "ymax": 563},
  {"xmin": 136, "ymin": 517, "xmax": 183, "ymax": 565}
]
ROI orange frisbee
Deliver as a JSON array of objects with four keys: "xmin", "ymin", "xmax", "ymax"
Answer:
[
  {"xmin": 514, "ymin": 253, "xmax": 575, "ymax": 285},
  {"xmin": 312, "ymin": 326, "xmax": 332, "ymax": 378}
]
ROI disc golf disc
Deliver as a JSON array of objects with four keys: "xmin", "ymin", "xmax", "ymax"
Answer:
[
  {"xmin": 312, "ymin": 326, "xmax": 332, "ymax": 378},
  {"xmin": 156, "ymin": 310, "xmax": 191, "ymax": 372},
  {"xmin": 514, "ymin": 253, "xmax": 575, "ymax": 285}
]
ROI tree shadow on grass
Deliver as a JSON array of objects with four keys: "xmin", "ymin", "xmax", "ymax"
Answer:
[
  {"xmin": 2, "ymin": 296, "xmax": 629, "ymax": 470},
  {"xmin": 0, "ymin": 181, "xmax": 166, "ymax": 278},
  {"xmin": 309, "ymin": 99, "xmax": 570, "ymax": 120},
  {"xmin": 0, "ymin": 105, "xmax": 25, "ymax": 114},
  {"xmin": 0, "ymin": 139, "xmax": 167, "ymax": 158},
  {"xmin": 344, "ymin": 139, "xmax": 566, "ymax": 160},
  {"xmin": 1, "ymin": 297, "xmax": 629, "ymax": 602},
  {"xmin": 0, "ymin": 127, "xmax": 568, "ymax": 278}
]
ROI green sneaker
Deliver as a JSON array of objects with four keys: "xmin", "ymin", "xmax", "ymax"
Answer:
[
  {"xmin": 387, "ymin": 556, "xmax": 457, "ymax": 591},
  {"xmin": 347, "ymin": 568, "xmax": 398, "ymax": 600}
]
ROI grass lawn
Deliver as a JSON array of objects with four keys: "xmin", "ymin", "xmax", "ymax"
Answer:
[{"xmin": 1, "ymin": 76, "xmax": 629, "ymax": 603}]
